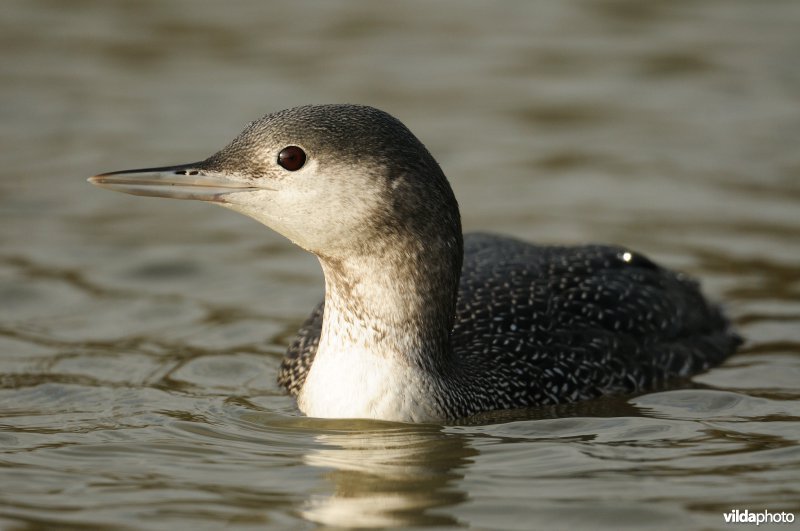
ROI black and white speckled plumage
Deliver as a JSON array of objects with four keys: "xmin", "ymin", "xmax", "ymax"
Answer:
[
  {"xmin": 90, "ymin": 103, "xmax": 740, "ymax": 422},
  {"xmin": 279, "ymin": 232, "xmax": 739, "ymax": 417}
]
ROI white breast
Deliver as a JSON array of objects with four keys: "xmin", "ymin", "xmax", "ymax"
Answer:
[{"xmin": 297, "ymin": 342, "xmax": 442, "ymax": 423}]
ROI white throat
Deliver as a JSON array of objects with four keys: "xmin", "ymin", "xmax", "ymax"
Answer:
[{"xmin": 296, "ymin": 254, "xmax": 450, "ymax": 422}]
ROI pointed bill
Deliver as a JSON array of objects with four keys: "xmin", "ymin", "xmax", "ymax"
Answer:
[{"xmin": 88, "ymin": 163, "xmax": 271, "ymax": 202}]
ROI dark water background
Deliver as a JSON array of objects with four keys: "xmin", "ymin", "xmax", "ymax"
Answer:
[{"xmin": 1, "ymin": 1, "xmax": 799, "ymax": 529}]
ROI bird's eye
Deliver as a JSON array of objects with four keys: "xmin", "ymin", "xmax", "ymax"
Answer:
[{"xmin": 277, "ymin": 146, "xmax": 306, "ymax": 171}]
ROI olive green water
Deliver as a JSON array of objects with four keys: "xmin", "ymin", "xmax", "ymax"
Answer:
[{"xmin": 1, "ymin": 1, "xmax": 799, "ymax": 529}]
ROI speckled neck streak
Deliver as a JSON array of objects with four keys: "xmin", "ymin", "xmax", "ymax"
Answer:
[
  {"xmin": 317, "ymin": 232, "xmax": 462, "ymax": 376},
  {"xmin": 296, "ymin": 235, "xmax": 463, "ymax": 421}
]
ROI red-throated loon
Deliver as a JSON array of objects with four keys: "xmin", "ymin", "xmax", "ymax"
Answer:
[{"xmin": 88, "ymin": 104, "xmax": 740, "ymax": 422}]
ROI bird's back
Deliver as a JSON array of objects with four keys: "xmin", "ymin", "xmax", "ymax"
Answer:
[{"xmin": 278, "ymin": 233, "xmax": 740, "ymax": 412}]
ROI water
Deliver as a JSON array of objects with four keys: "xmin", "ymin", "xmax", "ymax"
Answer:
[{"xmin": 1, "ymin": 0, "xmax": 799, "ymax": 529}]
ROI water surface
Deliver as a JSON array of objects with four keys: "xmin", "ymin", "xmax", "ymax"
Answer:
[{"xmin": 1, "ymin": 1, "xmax": 799, "ymax": 529}]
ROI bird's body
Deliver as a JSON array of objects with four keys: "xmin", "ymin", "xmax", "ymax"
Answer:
[
  {"xmin": 279, "ymin": 233, "xmax": 736, "ymax": 421},
  {"xmin": 89, "ymin": 104, "xmax": 740, "ymax": 422}
]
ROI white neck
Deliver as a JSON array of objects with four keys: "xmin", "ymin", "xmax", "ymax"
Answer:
[{"xmin": 296, "ymin": 244, "xmax": 458, "ymax": 422}]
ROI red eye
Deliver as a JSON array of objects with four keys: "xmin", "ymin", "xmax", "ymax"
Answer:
[{"xmin": 278, "ymin": 146, "xmax": 306, "ymax": 171}]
